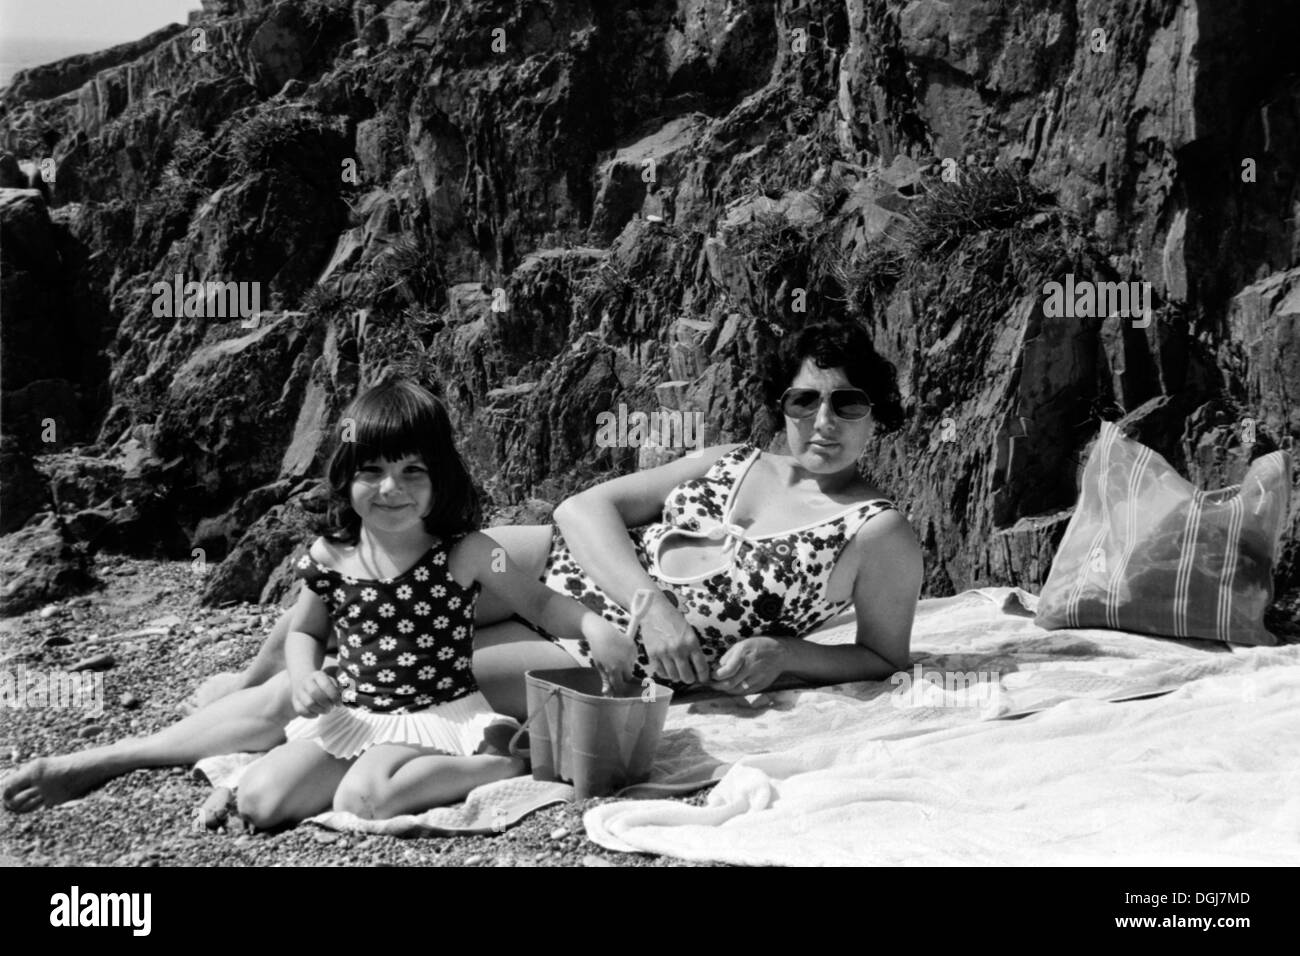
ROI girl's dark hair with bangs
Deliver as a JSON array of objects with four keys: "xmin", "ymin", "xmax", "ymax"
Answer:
[
  {"xmin": 763, "ymin": 320, "xmax": 904, "ymax": 433},
  {"xmin": 322, "ymin": 378, "xmax": 482, "ymax": 546}
]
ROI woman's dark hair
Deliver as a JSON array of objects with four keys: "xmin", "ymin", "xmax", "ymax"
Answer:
[
  {"xmin": 322, "ymin": 378, "xmax": 482, "ymax": 545},
  {"xmin": 763, "ymin": 321, "xmax": 904, "ymax": 432}
]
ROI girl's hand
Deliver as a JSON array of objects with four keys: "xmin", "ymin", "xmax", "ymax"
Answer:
[
  {"xmin": 707, "ymin": 637, "xmax": 788, "ymax": 695},
  {"xmin": 292, "ymin": 670, "xmax": 340, "ymax": 718},
  {"xmin": 639, "ymin": 592, "xmax": 711, "ymax": 685},
  {"xmin": 586, "ymin": 618, "xmax": 637, "ymax": 691}
]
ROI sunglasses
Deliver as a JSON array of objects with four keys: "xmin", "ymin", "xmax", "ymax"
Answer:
[{"xmin": 779, "ymin": 387, "xmax": 872, "ymax": 421}]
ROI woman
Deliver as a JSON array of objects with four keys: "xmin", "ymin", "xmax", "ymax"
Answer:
[{"xmin": 2, "ymin": 321, "xmax": 922, "ymax": 812}]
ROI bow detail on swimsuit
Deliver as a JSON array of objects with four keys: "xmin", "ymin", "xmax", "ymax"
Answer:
[{"xmin": 702, "ymin": 519, "xmax": 750, "ymax": 559}]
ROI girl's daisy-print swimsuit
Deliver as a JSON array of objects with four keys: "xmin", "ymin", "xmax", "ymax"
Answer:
[
  {"xmin": 542, "ymin": 443, "xmax": 897, "ymax": 684},
  {"xmin": 294, "ymin": 538, "xmax": 480, "ymax": 713}
]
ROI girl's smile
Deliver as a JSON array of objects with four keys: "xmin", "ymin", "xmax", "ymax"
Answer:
[{"xmin": 352, "ymin": 455, "xmax": 433, "ymax": 529}]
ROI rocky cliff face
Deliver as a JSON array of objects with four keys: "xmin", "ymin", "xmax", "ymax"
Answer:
[{"xmin": 2, "ymin": 0, "xmax": 1298, "ymax": 615}]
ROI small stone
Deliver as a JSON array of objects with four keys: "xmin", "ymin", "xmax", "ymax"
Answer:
[
  {"xmin": 119, "ymin": 692, "xmax": 141, "ymax": 709},
  {"xmin": 549, "ymin": 827, "xmax": 568, "ymax": 840},
  {"xmin": 145, "ymin": 613, "xmax": 183, "ymax": 630},
  {"xmin": 69, "ymin": 652, "xmax": 115, "ymax": 672},
  {"xmin": 9, "ymin": 748, "xmax": 20, "ymax": 763},
  {"xmin": 78, "ymin": 724, "xmax": 103, "ymax": 739},
  {"xmin": 38, "ymin": 605, "xmax": 59, "ymax": 619},
  {"xmin": 311, "ymin": 829, "xmax": 342, "ymax": 844},
  {"xmin": 464, "ymin": 854, "xmax": 483, "ymax": 865},
  {"xmin": 583, "ymin": 854, "xmax": 615, "ymax": 867},
  {"xmin": 41, "ymin": 635, "xmax": 73, "ymax": 649}
]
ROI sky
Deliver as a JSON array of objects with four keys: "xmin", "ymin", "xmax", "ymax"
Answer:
[{"xmin": 0, "ymin": 0, "xmax": 198, "ymax": 41}]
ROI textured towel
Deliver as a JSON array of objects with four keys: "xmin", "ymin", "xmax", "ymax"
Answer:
[
  {"xmin": 192, "ymin": 758, "xmax": 572, "ymax": 836},
  {"xmin": 586, "ymin": 664, "xmax": 1300, "ymax": 865},
  {"xmin": 306, "ymin": 775, "xmax": 573, "ymax": 836},
  {"xmin": 628, "ymin": 587, "xmax": 1300, "ymax": 795},
  {"xmin": 196, "ymin": 587, "xmax": 1300, "ymax": 842}
]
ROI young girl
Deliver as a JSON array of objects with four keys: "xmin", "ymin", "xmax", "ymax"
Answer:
[{"xmin": 234, "ymin": 377, "xmax": 635, "ymax": 829}]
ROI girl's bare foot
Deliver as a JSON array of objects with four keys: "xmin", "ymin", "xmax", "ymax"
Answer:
[
  {"xmin": 1, "ymin": 754, "xmax": 117, "ymax": 812},
  {"xmin": 193, "ymin": 786, "xmax": 235, "ymax": 830}
]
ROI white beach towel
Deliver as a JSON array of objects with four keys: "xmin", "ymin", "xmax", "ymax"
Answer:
[
  {"xmin": 629, "ymin": 587, "xmax": 1300, "ymax": 795},
  {"xmin": 585, "ymin": 663, "xmax": 1300, "ymax": 865},
  {"xmin": 196, "ymin": 588, "xmax": 1300, "ymax": 845}
]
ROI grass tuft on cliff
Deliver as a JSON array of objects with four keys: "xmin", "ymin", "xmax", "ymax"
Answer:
[
  {"xmin": 228, "ymin": 107, "xmax": 344, "ymax": 178},
  {"xmin": 906, "ymin": 165, "xmax": 1051, "ymax": 256}
]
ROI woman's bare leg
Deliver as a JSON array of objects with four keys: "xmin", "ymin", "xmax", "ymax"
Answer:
[
  {"xmin": 3, "ymin": 525, "xmax": 561, "ymax": 812},
  {"xmin": 473, "ymin": 621, "xmax": 581, "ymax": 719},
  {"xmin": 2, "ymin": 672, "xmax": 295, "ymax": 812},
  {"xmin": 473, "ymin": 525, "xmax": 587, "ymax": 717}
]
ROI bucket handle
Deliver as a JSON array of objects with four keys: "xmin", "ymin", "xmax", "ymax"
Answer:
[{"xmin": 509, "ymin": 687, "xmax": 560, "ymax": 759}]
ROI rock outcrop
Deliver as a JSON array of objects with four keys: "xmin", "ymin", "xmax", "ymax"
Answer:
[{"xmin": 2, "ymin": 0, "xmax": 1299, "ymax": 613}]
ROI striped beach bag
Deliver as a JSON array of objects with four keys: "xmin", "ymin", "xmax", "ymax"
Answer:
[{"xmin": 1035, "ymin": 422, "xmax": 1292, "ymax": 646}]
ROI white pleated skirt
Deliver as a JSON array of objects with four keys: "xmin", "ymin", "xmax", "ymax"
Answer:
[{"xmin": 284, "ymin": 691, "xmax": 508, "ymax": 759}]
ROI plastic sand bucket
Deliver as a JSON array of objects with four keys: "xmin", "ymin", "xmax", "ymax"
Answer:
[{"xmin": 509, "ymin": 667, "xmax": 672, "ymax": 799}]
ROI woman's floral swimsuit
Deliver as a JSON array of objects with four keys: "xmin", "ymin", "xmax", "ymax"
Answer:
[{"xmin": 541, "ymin": 443, "xmax": 897, "ymax": 685}]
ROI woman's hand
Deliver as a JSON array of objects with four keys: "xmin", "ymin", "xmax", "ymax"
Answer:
[
  {"xmin": 639, "ymin": 593, "xmax": 711, "ymax": 685},
  {"xmin": 585, "ymin": 618, "xmax": 638, "ymax": 691},
  {"xmin": 707, "ymin": 637, "xmax": 789, "ymax": 695},
  {"xmin": 291, "ymin": 670, "xmax": 340, "ymax": 718}
]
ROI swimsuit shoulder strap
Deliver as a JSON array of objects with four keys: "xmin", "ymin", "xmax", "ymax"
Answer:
[
  {"xmin": 294, "ymin": 541, "xmax": 341, "ymax": 609},
  {"xmin": 704, "ymin": 443, "xmax": 758, "ymax": 481},
  {"xmin": 844, "ymin": 497, "xmax": 898, "ymax": 533},
  {"xmin": 809, "ymin": 499, "xmax": 901, "ymax": 612}
]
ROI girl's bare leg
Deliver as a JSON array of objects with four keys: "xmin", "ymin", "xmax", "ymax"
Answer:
[
  {"xmin": 236, "ymin": 739, "xmax": 351, "ymax": 830},
  {"xmin": 4, "ymin": 525, "xmax": 563, "ymax": 812},
  {"xmin": 2, "ymin": 672, "xmax": 295, "ymax": 813},
  {"xmin": 181, "ymin": 603, "xmax": 298, "ymax": 713},
  {"xmin": 333, "ymin": 742, "xmax": 523, "ymax": 820}
]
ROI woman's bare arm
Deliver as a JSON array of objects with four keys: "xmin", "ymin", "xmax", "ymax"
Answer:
[
  {"xmin": 551, "ymin": 443, "xmax": 741, "ymax": 684},
  {"xmin": 761, "ymin": 509, "xmax": 921, "ymax": 685}
]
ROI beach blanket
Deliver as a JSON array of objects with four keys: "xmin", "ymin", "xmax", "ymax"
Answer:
[
  {"xmin": 197, "ymin": 588, "xmax": 1300, "ymax": 840},
  {"xmin": 584, "ymin": 588, "xmax": 1300, "ymax": 864},
  {"xmin": 584, "ymin": 663, "xmax": 1300, "ymax": 865},
  {"xmin": 193, "ymin": 757, "xmax": 573, "ymax": 835},
  {"xmin": 629, "ymin": 587, "xmax": 1300, "ymax": 795}
]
